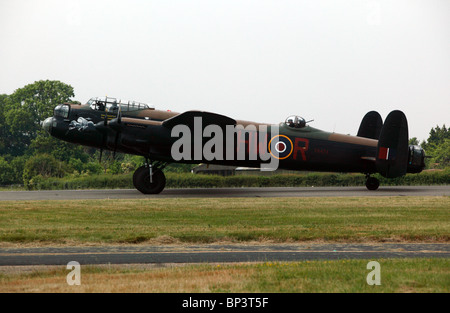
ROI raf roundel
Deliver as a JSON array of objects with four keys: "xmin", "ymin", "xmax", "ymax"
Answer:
[
  {"xmin": 268, "ymin": 135, "xmax": 293, "ymax": 160},
  {"xmin": 275, "ymin": 142, "xmax": 286, "ymax": 153}
]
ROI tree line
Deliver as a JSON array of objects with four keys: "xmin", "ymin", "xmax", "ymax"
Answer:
[{"xmin": 0, "ymin": 80, "xmax": 448, "ymax": 186}]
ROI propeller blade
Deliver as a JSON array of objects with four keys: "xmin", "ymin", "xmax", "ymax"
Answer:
[
  {"xmin": 113, "ymin": 131, "xmax": 120, "ymax": 160},
  {"xmin": 103, "ymin": 101, "xmax": 108, "ymax": 126},
  {"xmin": 118, "ymin": 100, "xmax": 122, "ymax": 123},
  {"xmin": 112, "ymin": 102, "xmax": 123, "ymax": 159}
]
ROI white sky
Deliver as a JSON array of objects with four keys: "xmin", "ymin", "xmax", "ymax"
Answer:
[{"xmin": 1, "ymin": 0, "xmax": 449, "ymax": 142}]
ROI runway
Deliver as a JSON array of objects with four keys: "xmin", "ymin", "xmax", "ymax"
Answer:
[
  {"xmin": 0, "ymin": 185, "xmax": 449, "ymax": 200},
  {"xmin": 0, "ymin": 243, "xmax": 448, "ymax": 266}
]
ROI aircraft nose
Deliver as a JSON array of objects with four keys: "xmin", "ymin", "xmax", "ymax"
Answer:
[{"xmin": 42, "ymin": 117, "xmax": 55, "ymax": 134}]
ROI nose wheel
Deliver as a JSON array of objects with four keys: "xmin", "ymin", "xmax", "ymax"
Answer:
[
  {"xmin": 133, "ymin": 160, "xmax": 168, "ymax": 194},
  {"xmin": 365, "ymin": 175, "xmax": 380, "ymax": 191}
]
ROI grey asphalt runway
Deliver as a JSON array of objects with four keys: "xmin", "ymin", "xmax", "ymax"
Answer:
[
  {"xmin": 0, "ymin": 185, "xmax": 449, "ymax": 200},
  {"xmin": 0, "ymin": 244, "xmax": 448, "ymax": 266}
]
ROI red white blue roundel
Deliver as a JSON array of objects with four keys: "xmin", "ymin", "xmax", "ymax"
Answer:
[{"xmin": 268, "ymin": 135, "xmax": 293, "ymax": 160}]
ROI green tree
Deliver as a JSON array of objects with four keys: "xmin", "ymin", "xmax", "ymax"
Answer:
[
  {"xmin": 0, "ymin": 94, "xmax": 9, "ymax": 154},
  {"xmin": 3, "ymin": 107, "xmax": 35, "ymax": 156},
  {"xmin": 409, "ymin": 137, "xmax": 419, "ymax": 146},
  {"xmin": 423, "ymin": 125, "xmax": 449, "ymax": 151},
  {"xmin": 82, "ymin": 161, "xmax": 103, "ymax": 175},
  {"xmin": 1, "ymin": 80, "xmax": 76, "ymax": 156},
  {"xmin": 428, "ymin": 139, "xmax": 450, "ymax": 169},
  {"xmin": 422, "ymin": 125, "xmax": 449, "ymax": 169},
  {"xmin": 0, "ymin": 156, "xmax": 14, "ymax": 184},
  {"xmin": 7, "ymin": 80, "xmax": 75, "ymax": 125},
  {"xmin": 29, "ymin": 134, "xmax": 89, "ymax": 162},
  {"xmin": 23, "ymin": 154, "xmax": 67, "ymax": 188},
  {"xmin": 10, "ymin": 155, "xmax": 28, "ymax": 183}
]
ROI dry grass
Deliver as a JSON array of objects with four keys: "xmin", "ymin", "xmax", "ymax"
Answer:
[
  {"xmin": 0, "ymin": 264, "xmax": 254, "ymax": 293},
  {"xmin": 1, "ymin": 259, "xmax": 448, "ymax": 293}
]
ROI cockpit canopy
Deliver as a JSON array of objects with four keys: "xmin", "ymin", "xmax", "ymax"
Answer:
[
  {"xmin": 54, "ymin": 104, "xmax": 70, "ymax": 118},
  {"xmin": 87, "ymin": 97, "xmax": 154, "ymax": 113},
  {"xmin": 285, "ymin": 115, "xmax": 307, "ymax": 128}
]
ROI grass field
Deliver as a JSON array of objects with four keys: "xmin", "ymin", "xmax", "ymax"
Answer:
[
  {"xmin": 0, "ymin": 258, "xmax": 448, "ymax": 292},
  {"xmin": 0, "ymin": 196, "xmax": 448, "ymax": 293},
  {"xmin": 0, "ymin": 196, "xmax": 448, "ymax": 245}
]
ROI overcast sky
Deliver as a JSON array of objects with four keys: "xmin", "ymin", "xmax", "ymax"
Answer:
[{"xmin": 1, "ymin": 0, "xmax": 449, "ymax": 141}]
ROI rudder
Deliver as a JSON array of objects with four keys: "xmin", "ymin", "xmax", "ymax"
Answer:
[
  {"xmin": 357, "ymin": 111, "xmax": 383, "ymax": 140},
  {"xmin": 376, "ymin": 110, "xmax": 409, "ymax": 178}
]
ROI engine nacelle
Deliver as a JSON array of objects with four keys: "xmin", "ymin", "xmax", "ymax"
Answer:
[{"xmin": 407, "ymin": 145, "xmax": 425, "ymax": 173}]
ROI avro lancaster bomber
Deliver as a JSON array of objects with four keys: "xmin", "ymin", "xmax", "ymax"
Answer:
[{"xmin": 42, "ymin": 96, "xmax": 425, "ymax": 194}]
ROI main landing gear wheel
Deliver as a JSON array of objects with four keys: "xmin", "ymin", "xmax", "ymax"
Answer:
[
  {"xmin": 133, "ymin": 164, "xmax": 167, "ymax": 194},
  {"xmin": 365, "ymin": 176, "xmax": 380, "ymax": 191}
]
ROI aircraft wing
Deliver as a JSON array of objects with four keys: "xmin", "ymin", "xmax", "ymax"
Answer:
[{"xmin": 162, "ymin": 110, "xmax": 236, "ymax": 129}]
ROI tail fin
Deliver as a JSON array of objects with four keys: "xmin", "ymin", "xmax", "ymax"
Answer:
[
  {"xmin": 357, "ymin": 111, "xmax": 383, "ymax": 140},
  {"xmin": 376, "ymin": 110, "xmax": 409, "ymax": 178}
]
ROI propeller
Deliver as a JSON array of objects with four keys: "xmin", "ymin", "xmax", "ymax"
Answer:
[
  {"xmin": 108, "ymin": 102, "xmax": 122, "ymax": 131},
  {"xmin": 108, "ymin": 101, "xmax": 123, "ymax": 159},
  {"xmin": 92, "ymin": 100, "xmax": 124, "ymax": 161},
  {"xmin": 95, "ymin": 99, "xmax": 111, "ymax": 163},
  {"xmin": 97, "ymin": 106, "xmax": 109, "ymax": 162}
]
